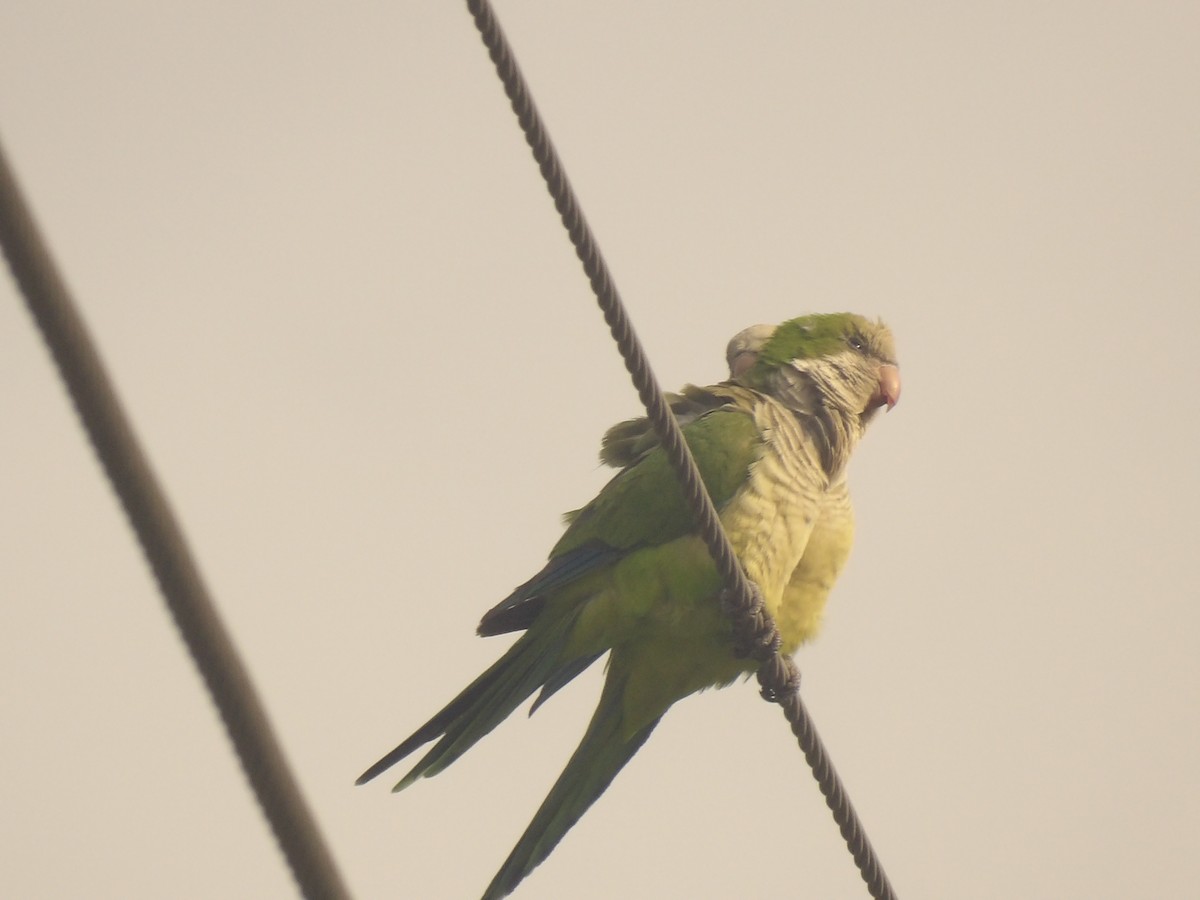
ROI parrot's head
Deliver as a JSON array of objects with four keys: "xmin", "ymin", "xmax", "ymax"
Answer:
[{"xmin": 731, "ymin": 313, "xmax": 900, "ymax": 429}]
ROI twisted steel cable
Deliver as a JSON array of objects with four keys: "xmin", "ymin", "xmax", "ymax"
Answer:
[
  {"xmin": 0, "ymin": 140, "xmax": 350, "ymax": 900},
  {"xmin": 464, "ymin": 3, "xmax": 897, "ymax": 898}
]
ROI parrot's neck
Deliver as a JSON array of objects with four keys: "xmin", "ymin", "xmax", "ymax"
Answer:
[
  {"xmin": 796, "ymin": 404, "xmax": 862, "ymax": 483},
  {"xmin": 767, "ymin": 360, "xmax": 870, "ymax": 482}
]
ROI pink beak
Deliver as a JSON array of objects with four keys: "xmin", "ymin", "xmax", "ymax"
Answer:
[{"xmin": 874, "ymin": 364, "xmax": 901, "ymax": 411}]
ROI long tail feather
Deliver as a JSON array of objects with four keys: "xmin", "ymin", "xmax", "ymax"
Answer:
[
  {"xmin": 357, "ymin": 613, "xmax": 585, "ymax": 789},
  {"xmin": 480, "ymin": 667, "xmax": 661, "ymax": 900}
]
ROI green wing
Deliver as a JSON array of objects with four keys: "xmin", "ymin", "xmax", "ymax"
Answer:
[
  {"xmin": 476, "ymin": 392, "xmax": 761, "ymax": 637},
  {"xmin": 597, "ymin": 385, "xmax": 733, "ymax": 468},
  {"xmin": 554, "ymin": 403, "xmax": 762, "ymax": 556}
]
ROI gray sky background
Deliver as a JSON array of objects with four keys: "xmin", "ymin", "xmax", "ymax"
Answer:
[{"xmin": 2, "ymin": 3, "xmax": 1198, "ymax": 898}]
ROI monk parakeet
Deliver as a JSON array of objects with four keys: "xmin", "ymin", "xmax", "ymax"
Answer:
[{"xmin": 359, "ymin": 312, "xmax": 900, "ymax": 899}]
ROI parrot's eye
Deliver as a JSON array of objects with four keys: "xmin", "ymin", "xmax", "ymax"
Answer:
[{"xmin": 847, "ymin": 333, "xmax": 866, "ymax": 352}]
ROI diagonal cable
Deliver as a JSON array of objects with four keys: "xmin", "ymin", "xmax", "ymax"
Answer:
[
  {"xmin": 0, "ymin": 139, "xmax": 350, "ymax": 900},
  {"xmin": 463, "ymin": 3, "xmax": 897, "ymax": 898}
]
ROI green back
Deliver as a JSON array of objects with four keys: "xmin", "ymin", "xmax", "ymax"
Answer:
[{"xmin": 553, "ymin": 407, "xmax": 762, "ymax": 558}]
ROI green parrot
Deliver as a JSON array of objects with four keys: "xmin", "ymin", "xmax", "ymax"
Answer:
[{"xmin": 359, "ymin": 312, "xmax": 900, "ymax": 899}]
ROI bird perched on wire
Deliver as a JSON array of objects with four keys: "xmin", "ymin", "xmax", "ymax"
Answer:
[{"xmin": 358, "ymin": 312, "xmax": 900, "ymax": 899}]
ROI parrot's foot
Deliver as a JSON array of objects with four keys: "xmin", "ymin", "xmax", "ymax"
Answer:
[
  {"xmin": 720, "ymin": 581, "xmax": 781, "ymax": 660},
  {"xmin": 758, "ymin": 655, "xmax": 801, "ymax": 703}
]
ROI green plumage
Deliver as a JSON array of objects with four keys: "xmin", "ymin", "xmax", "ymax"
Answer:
[
  {"xmin": 359, "ymin": 312, "xmax": 899, "ymax": 899},
  {"xmin": 557, "ymin": 407, "xmax": 761, "ymax": 555}
]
